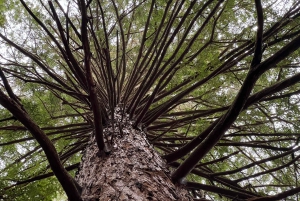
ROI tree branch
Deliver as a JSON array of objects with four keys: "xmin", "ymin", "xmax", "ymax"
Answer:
[
  {"xmin": 251, "ymin": 0, "xmax": 263, "ymax": 67},
  {"xmin": 79, "ymin": 0, "xmax": 107, "ymax": 153},
  {"xmin": 171, "ymin": 32, "xmax": 300, "ymax": 183},
  {"xmin": 0, "ymin": 90, "xmax": 82, "ymax": 200}
]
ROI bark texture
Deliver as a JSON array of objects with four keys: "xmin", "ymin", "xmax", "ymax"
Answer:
[{"xmin": 75, "ymin": 109, "xmax": 192, "ymax": 200}]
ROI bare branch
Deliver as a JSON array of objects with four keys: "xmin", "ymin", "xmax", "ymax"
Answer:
[{"xmin": 0, "ymin": 90, "xmax": 81, "ymax": 200}]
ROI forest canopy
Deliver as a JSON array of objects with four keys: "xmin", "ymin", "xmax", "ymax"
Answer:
[{"xmin": 0, "ymin": 0, "xmax": 300, "ymax": 200}]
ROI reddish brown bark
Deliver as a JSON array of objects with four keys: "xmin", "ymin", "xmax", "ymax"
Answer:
[{"xmin": 75, "ymin": 110, "xmax": 192, "ymax": 200}]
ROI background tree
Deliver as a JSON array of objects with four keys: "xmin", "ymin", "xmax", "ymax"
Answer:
[{"xmin": 1, "ymin": 0, "xmax": 300, "ymax": 200}]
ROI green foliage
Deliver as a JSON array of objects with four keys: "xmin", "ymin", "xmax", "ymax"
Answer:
[
  {"xmin": 0, "ymin": 0, "xmax": 5, "ymax": 27},
  {"xmin": 1, "ymin": 0, "xmax": 300, "ymax": 200}
]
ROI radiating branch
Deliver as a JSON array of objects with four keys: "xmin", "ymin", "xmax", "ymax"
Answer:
[{"xmin": 0, "ymin": 90, "xmax": 81, "ymax": 200}]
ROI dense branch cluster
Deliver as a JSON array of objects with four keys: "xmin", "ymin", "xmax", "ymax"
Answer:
[{"xmin": 0, "ymin": 0, "xmax": 300, "ymax": 200}]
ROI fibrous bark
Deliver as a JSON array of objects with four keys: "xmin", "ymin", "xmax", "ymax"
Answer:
[{"xmin": 75, "ymin": 108, "xmax": 192, "ymax": 200}]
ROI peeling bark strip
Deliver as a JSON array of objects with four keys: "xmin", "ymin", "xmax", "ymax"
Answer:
[{"xmin": 76, "ymin": 108, "xmax": 191, "ymax": 200}]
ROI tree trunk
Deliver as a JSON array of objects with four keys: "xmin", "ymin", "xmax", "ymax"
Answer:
[{"xmin": 75, "ymin": 110, "xmax": 192, "ymax": 200}]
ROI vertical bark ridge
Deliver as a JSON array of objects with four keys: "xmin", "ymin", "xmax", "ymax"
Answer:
[{"xmin": 75, "ymin": 107, "xmax": 191, "ymax": 200}]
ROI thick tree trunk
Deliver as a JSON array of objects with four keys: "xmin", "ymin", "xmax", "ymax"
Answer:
[{"xmin": 75, "ymin": 111, "xmax": 192, "ymax": 200}]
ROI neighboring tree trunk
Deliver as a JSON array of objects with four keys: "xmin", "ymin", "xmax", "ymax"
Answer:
[{"xmin": 75, "ymin": 110, "xmax": 192, "ymax": 200}]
